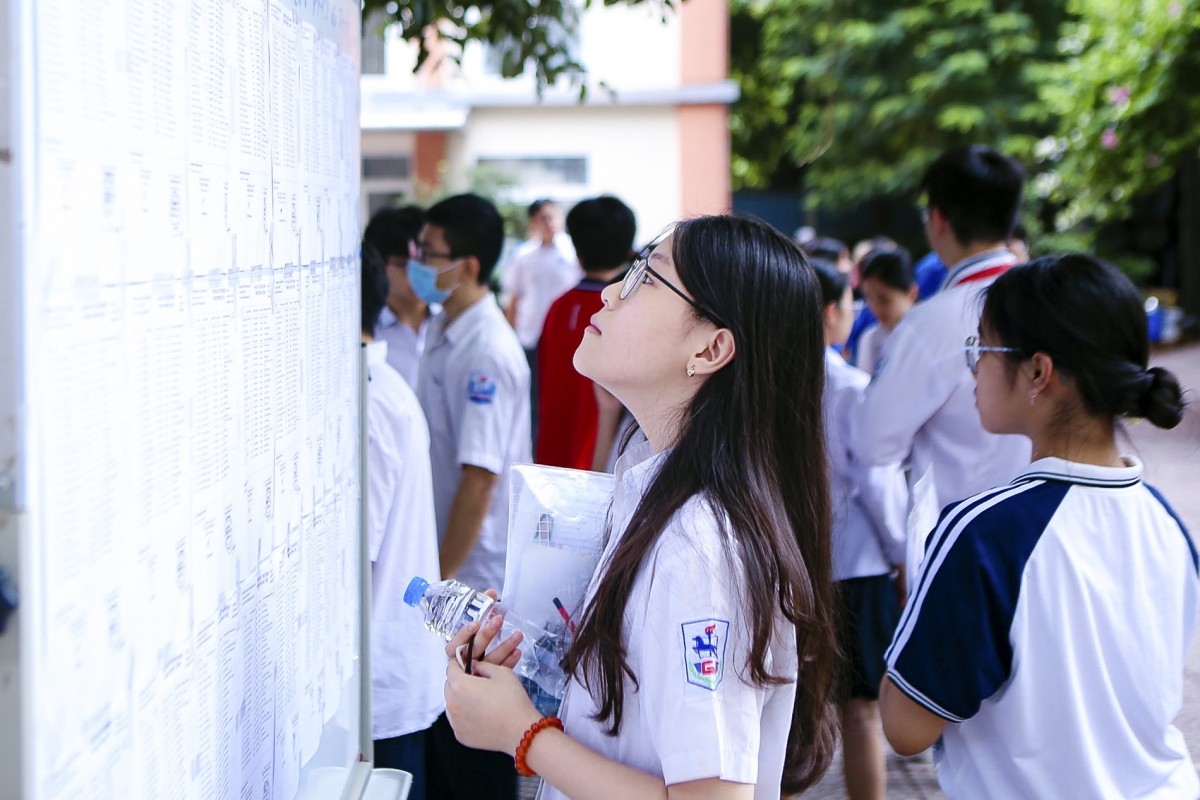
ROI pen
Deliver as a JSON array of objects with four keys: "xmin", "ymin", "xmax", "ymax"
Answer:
[{"xmin": 553, "ymin": 597, "xmax": 577, "ymax": 636}]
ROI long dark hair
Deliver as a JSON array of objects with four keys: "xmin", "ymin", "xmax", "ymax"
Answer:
[
  {"xmin": 981, "ymin": 253, "xmax": 1185, "ymax": 429},
  {"xmin": 562, "ymin": 215, "xmax": 838, "ymax": 793}
]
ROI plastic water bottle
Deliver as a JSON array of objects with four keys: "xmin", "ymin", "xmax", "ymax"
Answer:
[
  {"xmin": 404, "ymin": 576, "xmax": 498, "ymax": 639},
  {"xmin": 404, "ymin": 576, "xmax": 569, "ymax": 714}
]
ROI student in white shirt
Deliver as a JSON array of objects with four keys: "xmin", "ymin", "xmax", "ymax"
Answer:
[
  {"xmin": 813, "ymin": 261, "xmax": 907, "ymax": 800},
  {"xmin": 439, "ymin": 215, "xmax": 842, "ymax": 799},
  {"xmin": 854, "ymin": 247, "xmax": 917, "ymax": 376},
  {"xmin": 360, "ymin": 246, "xmax": 444, "ymax": 800},
  {"xmin": 851, "ymin": 145, "xmax": 1031, "ymax": 511},
  {"xmin": 503, "ymin": 199, "xmax": 581, "ymax": 350},
  {"xmin": 881, "ymin": 253, "xmax": 1197, "ymax": 799},
  {"xmin": 503, "ymin": 199, "xmax": 582, "ymax": 441},
  {"xmin": 410, "ymin": 193, "xmax": 531, "ymax": 800},
  {"xmin": 364, "ymin": 205, "xmax": 437, "ymax": 388}
]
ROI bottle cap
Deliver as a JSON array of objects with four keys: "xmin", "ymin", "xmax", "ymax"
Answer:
[{"xmin": 404, "ymin": 576, "xmax": 429, "ymax": 607}]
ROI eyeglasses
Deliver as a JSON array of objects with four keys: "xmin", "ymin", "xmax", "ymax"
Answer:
[
  {"xmin": 619, "ymin": 255, "xmax": 726, "ymax": 327},
  {"xmin": 964, "ymin": 335, "xmax": 1024, "ymax": 374},
  {"xmin": 415, "ymin": 244, "xmax": 455, "ymax": 262}
]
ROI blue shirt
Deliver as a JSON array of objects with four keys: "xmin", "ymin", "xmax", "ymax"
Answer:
[{"xmin": 914, "ymin": 252, "xmax": 947, "ymax": 300}]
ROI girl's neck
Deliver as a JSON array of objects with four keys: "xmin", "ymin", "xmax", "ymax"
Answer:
[
  {"xmin": 1029, "ymin": 415, "xmax": 1123, "ymax": 468},
  {"xmin": 626, "ymin": 400, "xmax": 687, "ymax": 453}
]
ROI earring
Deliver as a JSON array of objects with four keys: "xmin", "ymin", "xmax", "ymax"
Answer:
[
  {"xmin": 687, "ymin": 364, "xmax": 696, "ymax": 378},
  {"xmin": 1029, "ymin": 391, "xmax": 1038, "ymax": 406}
]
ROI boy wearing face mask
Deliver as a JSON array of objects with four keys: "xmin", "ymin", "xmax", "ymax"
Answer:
[{"xmin": 410, "ymin": 193, "xmax": 530, "ymax": 800}]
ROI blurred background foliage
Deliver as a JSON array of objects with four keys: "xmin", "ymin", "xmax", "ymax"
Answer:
[{"xmin": 369, "ymin": 0, "xmax": 1200, "ymax": 285}]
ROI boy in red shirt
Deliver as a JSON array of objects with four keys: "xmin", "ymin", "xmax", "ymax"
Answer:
[{"xmin": 535, "ymin": 196, "xmax": 636, "ymax": 469}]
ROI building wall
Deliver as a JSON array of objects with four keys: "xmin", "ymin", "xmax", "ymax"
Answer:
[
  {"xmin": 360, "ymin": 1, "xmax": 733, "ymax": 237},
  {"xmin": 445, "ymin": 105, "xmax": 683, "ymax": 244}
]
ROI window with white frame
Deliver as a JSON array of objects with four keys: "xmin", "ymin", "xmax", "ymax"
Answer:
[{"xmin": 475, "ymin": 157, "xmax": 588, "ymax": 189}]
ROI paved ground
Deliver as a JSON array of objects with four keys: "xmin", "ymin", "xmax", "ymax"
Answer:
[{"xmin": 522, "ymin": 342, "xmax": 1200, "ymax": 799}]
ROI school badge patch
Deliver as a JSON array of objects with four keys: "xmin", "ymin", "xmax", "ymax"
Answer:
[
  {"xmin": 467, "ymin": 372, "xmax": 496, "ymax": 405},
  {"xmin": 681, "ymin": 618, "xmax": 729, "ymax": 691}
]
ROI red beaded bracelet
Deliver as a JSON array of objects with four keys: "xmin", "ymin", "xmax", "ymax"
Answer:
[{"xmin": 515, "ymin": 715, "xmax": 564, "ymax": 777}]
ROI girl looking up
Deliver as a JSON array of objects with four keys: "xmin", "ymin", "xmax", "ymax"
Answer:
[{"xmin": 442, "ymin": 215, "xmax": 839, "ymax": 799}]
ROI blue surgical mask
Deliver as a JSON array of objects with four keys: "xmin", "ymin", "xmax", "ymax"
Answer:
[{"xmin": 407, "ymin": 259, "xmax": 459, "ymax": 304}]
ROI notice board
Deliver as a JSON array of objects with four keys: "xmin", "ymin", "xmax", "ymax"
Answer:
[{"xmin": 0, "ymin": 1, "xmax": 369, "ymax": 798}]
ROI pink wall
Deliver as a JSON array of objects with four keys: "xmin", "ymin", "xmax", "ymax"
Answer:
[{"xmin": 678, "ymin": 0, "xmax": 731, "ymax": 215}]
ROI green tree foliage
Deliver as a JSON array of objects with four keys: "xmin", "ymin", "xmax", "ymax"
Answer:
[
  {"xmin": 362, "ymin": 0, "xmax": 677, "ymax": 91},
  {"xmin": 1034, "ymin": 0, "xmax": 1200, "ymax": 224},
  {"xmin": 731, "ymin": 0, "xmax": 1070, "ymax": 204},
  {"xmin": 732, "ymin": 0, "xmax": 1200, "ymax": 235}
]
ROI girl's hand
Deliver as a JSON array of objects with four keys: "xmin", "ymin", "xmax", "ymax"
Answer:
[
  {"xmin": 444, "ymin": 659, "xmax": 543, "ymax": 755},
  {"xmin": 444, "ymin": 588, "xmax": 523, "ymax": 670}
]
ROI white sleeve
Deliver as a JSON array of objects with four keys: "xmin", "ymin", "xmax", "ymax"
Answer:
[
  {"xmin": 855, "ymin": 461, "xmax": 909, "ymax": 567},
  {"xmin": 501, "ymin": 252, "xmax": 527, "ymax": 296},
  {"xmin": 637, "ymin": 522, "xmax": 768, "ymax": 787},
  {"xmin": 850, "ymin": 318, "xmax": 954, "ymax": 468},
  {"xmin": 453, "ymin": 352, "xmax": 526, "ymax": 474},
  {"xmin": 365, "ymin": 411, "xmax": 402, "ymax": 563},
  {"xmin": 857, "ymin": 326, "xmax": 881, "ymax": 374}
]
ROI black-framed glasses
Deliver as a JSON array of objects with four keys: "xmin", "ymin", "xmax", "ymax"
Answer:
[
  {"xmin": 964, "ymin": 335, "xmax": 1023, "ymax": 374},
  {"xmin": 414, "ymin": 244, "xmax": 455, "ymax": 262},
  {"xmin": 619, "ymin": 255, "xmax": 726, "ymax": 327}
]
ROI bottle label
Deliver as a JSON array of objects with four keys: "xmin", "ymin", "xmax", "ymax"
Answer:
[{"xmin": 462, "ymin": 593, "xmax": 494, "ymax": 625}]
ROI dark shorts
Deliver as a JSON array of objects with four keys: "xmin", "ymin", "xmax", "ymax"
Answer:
[{"xmin": 836, "ymin": 574, "xmax": 902, "ymax": 702}]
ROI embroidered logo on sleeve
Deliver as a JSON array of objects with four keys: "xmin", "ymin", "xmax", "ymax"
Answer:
[
  {"xmin": 681, "ymin": 619, "xmax": 729, "ymax": 691},
  {"xmin": 467, "ymin": 372, "xmax": 496, "ymax": 405}
]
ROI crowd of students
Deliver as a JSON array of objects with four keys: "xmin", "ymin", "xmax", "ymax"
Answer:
[{"xmin": 359, "ymin": 143, "xmax": 1196, "ymax": 800}]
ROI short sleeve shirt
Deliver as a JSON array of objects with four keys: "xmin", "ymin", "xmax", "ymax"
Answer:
[
  {"xmin": 887, "ymin": 458, "xmax": 1200, "ymax": 798},
  {"xmin": 539, "ymin": 441, "xmax": 798, "ymax": 800},
  {"xmin": 416, "ymin": 295, "xmax": 531, "ymax": 592},
  {"xmin": 374, "ymin": 304, "xmax": 438, "ymax": 388},
  {"xmin": 850, "ymin": 250, "xmax": 1030, "ymax": 510},
  {"xmin": 824, "ymin": 349, "xmax": 907, "ymax": 580},
  {"xmin": 501, "ymin": 238, "xmax": 582, "ymax": 349},
  {"xmin": 365, "ymin": 342, "xmax": 445, "ymax": 738}
]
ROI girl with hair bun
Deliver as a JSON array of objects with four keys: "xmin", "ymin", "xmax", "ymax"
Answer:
[{"xmin": 880, "ymin": 253, "xmax": 1197, "ymax": 798}]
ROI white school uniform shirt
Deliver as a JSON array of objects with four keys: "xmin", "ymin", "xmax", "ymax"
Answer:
[
  {"xmin": 417, "ymin": 294, "xmax": 531, "ymax": 592},
  {"xmin": 850, "ymin": 249, "xmax": 1030, "ymax": 510},
  {"xmin": 539, "ymin": 440, "xmax": 798, "ymax": 800},
  {"xmin": 374, "ymin": 304, "xmax": 439, "ymax": 388},
  {"xmin": 854, "ymin": 322, "xmax": 889, "ymax": 376},
  {"xmin": 823, "ymin": 349, "xmax": 907, "ymax": 580},
  {"xmin": 364, "ymin": 341, "xmax": 445, "ymax": 739},
  {"xmin": 887, "ymin": 458, "xmax": 1200, "ymax": 799},
  {"xmin": 501, "ymin": 237, "xmax": 582, "ymax": 349}
]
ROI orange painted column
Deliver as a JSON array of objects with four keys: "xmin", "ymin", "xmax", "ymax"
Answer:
[
  {"xmin": 679, "ymin": 0, "xmax": 731, "ymax": 216},
  {"xmin": 414, "ymin": 131, "xmax": 446, "ymax": 191}
]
